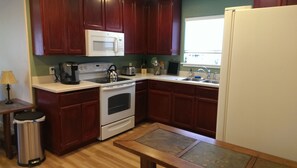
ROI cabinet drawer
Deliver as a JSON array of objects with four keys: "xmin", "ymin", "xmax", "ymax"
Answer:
[
  {"xmin": 136, "ymin": 80, "xmax": 148, "ymax": 91},
  {"xmin": 173, "ymin": 83, "xmax": 195, "ymax": 96},
  {"xmin": 196, "ymin": 87, "xmax": 218, "ymax": 100},
  {"xmin": 60, "ymin": 88, "xmax": 99, "ymax": 107},
  {"xmin": 148, "ymin": 80, "xmax": 172, "ymax": 92}
]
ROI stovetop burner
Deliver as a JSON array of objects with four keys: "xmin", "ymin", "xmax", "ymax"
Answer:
[{"xmin": 85, "ymin": 77, "xmax": 131, "ymax": 84}]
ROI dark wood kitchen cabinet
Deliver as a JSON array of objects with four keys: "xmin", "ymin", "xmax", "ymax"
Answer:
[
  {"xmin": 35, "ymin": 88, "xmax": 99, "ymax": 155},
  {"xmin": 285, "ymin": 0, "xmax": 297, "ymax": 5},
  {"xmin": 84, "ymin": 0, "xmax": 123, "ymax": 32},
  {"xmin": 135, "ymin": 80, "xmax": 148, "ymax": 124},
  {"xmin": 254, "ymin": 0, "xmax": 297, "ymax": 7},
  {"xmin": 171, "ymin": 84, "xmax": 195, "ymax": 130},
  {"xmin": 194, "ymin": 86, "xmax": 218, "ymax": 138},
  {"xmin": 147, "ymin": 0, "xmax": 181, "ymax": 55},
  {"xmin": 147, "ymin": 80, "xmax": 218, "ymax": 138},
  {"xmin": 123, "ymin": 0, "xmax": 147, "ymax": 54},
  {"xmin": 148, "ymin": 80, "xmax": 172, "ymax": 124},
  {"xmin": 30, "ymin": 0, "xmax": 85, "ymax": 55}
]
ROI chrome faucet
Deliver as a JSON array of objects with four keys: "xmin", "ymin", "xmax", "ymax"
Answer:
[{"xmin": 197, "ymin": 66, "xmax": 211, "ymax": 79}]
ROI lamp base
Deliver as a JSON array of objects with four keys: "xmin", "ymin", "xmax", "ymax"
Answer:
[
  {"xmin": 5, "ymin": 99, "xmax": 13, "ymax": 104},
  {"xmin": 5, "ymin": 84, "xmax": 13, "ymax": 104}
]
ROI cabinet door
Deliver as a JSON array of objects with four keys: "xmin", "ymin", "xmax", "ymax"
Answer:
[
  {"xmin": 82, "ymin": 100, "xmax": 99, "ymax": 142},
  {"xmin": 195, "ymin": 98, "xmax": 218, "ymax": 138},
  {"xmin": 156, "ymin": 0, "xmax": 173, "ymax": 54},
  {"xmin": 105, "ymin": 0, "xmax": 123, "ymax": 32},
  {"xmin": 135, "ymin": 90, "xmax": 147, "ymax": 124},
  {"xmin": 283, "ymin": 0, "xmax": 297, "ymax": 5},
  {"xmin": 148, "ymin": 90, "xmax": 171, "ymax": 124},
  {"xmin": 171, "ymin": 83, "xmax": 195, "ymax": 130},
  {"xmin": 123, "ymin": 0, "xmax": 135, "ymax": 53},
  {"xmin": 171, "ymin": 93, "xmax": 195, "ymax": 130},
  {"xmin": 194, "ymin": 87, "xmax": 218, "ymax": 138},
  {"xmin": 254, "ymin": 0, "xmax": 282, "ymax": 7},
  {"xmin": 42, "ymin": 0, "xmax": 67, "ymax": 54},
  {"xmin": 84, "ymin": 0, "xmax": 105, "ymax": 30},
  {"xmin": 60, "ymin": 104, "xmax": 82, "ymax": 150},
  {"xmin": 134, "ymin": 0, "xmax": 147, "ymax": 54},
  {"xmin": 147, "ymin": 0, "xmax": 158, "ymax": 54},
  {"xmin": 147, "ymin": 0, "xmax": 180, "ymax": 55},
  {"xmin": 65, "ymin": 0, "xmax": 85, "ymax": 55}
]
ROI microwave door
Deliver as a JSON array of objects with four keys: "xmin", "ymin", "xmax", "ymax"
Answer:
[
  {"xmin": 90, "ymin": 36, "xmax": 116, "ymax": 56},
  {"xmin": 85, "ymin": 30, "xmax": 125, "ymax": 56}
]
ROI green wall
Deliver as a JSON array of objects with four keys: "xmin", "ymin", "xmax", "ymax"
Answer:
[{"xmin": 27, "ymin": 0, "xmax": 253, "ymax": 76}]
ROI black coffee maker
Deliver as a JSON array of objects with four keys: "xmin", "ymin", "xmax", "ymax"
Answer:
[{"xmin": 59, "ymin": 62, "xmax": 80, "ymax": 84}]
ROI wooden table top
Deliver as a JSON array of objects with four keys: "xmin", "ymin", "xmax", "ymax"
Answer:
[
  {"xmin": 114, "ymin": 123, "xmax": 297, "ymax": 168},
  {"xmin": 0, "ymin": 98, "xmax": 34, "ymax": 114}
]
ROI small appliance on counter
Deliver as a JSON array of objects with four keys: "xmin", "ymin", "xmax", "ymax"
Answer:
[
  {"xmin": 121, "ymin": 66, "xmax": 136, "ymax": 76},
  {"xmin": 107, "ymin": 64, "xmax": 118, "ymax": 81},
  {"xmin": 59, "ymin": 62, "xmax": 80, "ymax": 85}
]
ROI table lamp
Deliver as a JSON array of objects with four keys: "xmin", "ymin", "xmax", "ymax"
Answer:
[{"xmin": 0, "ymin": 71, "xmax": 17, "ymax": 104}]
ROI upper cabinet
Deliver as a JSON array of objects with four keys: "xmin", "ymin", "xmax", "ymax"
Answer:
[
  {"xmin": 254, "ymin": 0, "xmax": 297, "ymax": 8},
  {"xmin": 30, "ymin": 0, "xmax": 180, "ymax": 56},
  {"xmin": 147, "ymin": 0, "xmax": 181, "ymax": 55},
  {"xmin": 84, "ymin": 0, "xmax": 123, "ymax": 32},
  {"xmin": 83, "ymin": 0, "xmax": 105, "ymax": 30},
  {"xmin": 124, "ymin": 0, "xmax": 181, "ymax": 55},
  {"xmin": 123, "ymin": 0, "xmax": 147, "ymax": 54},
  {"xmin": 30, "ymin": 0, "xmax": 85, "ymax": 55}
]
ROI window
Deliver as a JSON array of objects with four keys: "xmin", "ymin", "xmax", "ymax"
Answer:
[{"xmin": 183, "ymin": 15, "xmax": 224, "ymax": 68}]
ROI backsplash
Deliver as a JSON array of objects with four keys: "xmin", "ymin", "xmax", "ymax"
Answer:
[{"xmin": 31, "ymin": 54, "xmax": 143, "ymax": 76}]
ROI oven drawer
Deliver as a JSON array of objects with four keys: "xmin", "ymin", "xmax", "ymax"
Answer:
[
  {"xmin": 60, "ymin": 88, "xmax": 98, "ymax": 107},
  {"xmin": 100, "ymin": 116, "xmax": 135, "ymax": 140}
]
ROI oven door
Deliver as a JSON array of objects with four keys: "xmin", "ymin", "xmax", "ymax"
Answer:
[{"xmin": 100, "ymin": 82, "xmax": 135, "ymax": 126}]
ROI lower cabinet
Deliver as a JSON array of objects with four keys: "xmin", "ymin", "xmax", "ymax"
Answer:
[
  {"xmin": 147, "ymin": 80, "xmax": 219, "ymax": 138},
  {"xmin": 135, "ymin": 80, "xmax": 148, "ymax": 124},
  {"xmin": 35, "ymin": 88, "xmax": 99, "ymax": 155},
  {"xmin": 148, "ymin": 80, "xmax": 172, "ymax": 124},
  {"xmin": 171, "ymin": 83, "xmax": 195, "ymax": 130},
  {"xmin": 194, "ymin": 87, "xmax": 219, "ymax": 138}
]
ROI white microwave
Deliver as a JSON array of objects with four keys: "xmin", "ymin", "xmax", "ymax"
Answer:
[{"xmin": 85, "ymin": 30, "xmax": 124, "ymax": 56}]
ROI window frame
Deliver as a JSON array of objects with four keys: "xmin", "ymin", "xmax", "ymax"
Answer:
[{"xmin": 182, "ymin": 15, "xmax": 224, "ymax": 68}]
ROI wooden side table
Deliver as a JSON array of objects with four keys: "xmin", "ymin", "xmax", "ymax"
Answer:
[{"xmin": 0, "ymin": 99, "xmax": 34, "ymax": 159}]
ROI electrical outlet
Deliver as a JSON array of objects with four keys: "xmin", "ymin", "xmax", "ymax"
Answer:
[{"xmin": 49, "ymin": 66, "xmax": 55, "ymax": 75}]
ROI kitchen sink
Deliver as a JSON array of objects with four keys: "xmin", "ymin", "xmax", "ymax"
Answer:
[
  {"xmin": 202, "ymin": 80, "xmax": 219, "ymax": 84},
  {"xmin": 182, "ymin": 78, "xmax": 204, "ymax": 82},
  {"xmin": 181, "ymin": 78, "xmax": 219, "ymax": 84}
]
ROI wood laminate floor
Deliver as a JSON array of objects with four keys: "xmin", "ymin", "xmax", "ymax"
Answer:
[{"xmin": 0, "ymin": 123, "xmax": 158, "ymax": 168}]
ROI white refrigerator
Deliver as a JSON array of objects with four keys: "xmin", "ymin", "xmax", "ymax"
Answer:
[{"xmin": 217, "ymin": 5, "xmax": 297, "ymax": 162}]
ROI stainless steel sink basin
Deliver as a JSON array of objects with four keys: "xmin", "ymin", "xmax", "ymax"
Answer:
[
  {"xmin": 202, "ymin": 79, "xmax": 219, "ymax": 84},
  {"xmin": 182, "ymin": 78, "xmax": 204, "ymax": 82},
  {"xmin": 181, "ymin": 78, "xmax": 219, "ymax": 84}
]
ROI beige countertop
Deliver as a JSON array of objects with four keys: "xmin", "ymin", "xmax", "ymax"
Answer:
[
  {"xmin": 121, "ymin": 73, "xmax": 219, "ymax": 88},
  {"xmin": 32, "ymin": 73, "xmax": 219, "ymax": 93}
]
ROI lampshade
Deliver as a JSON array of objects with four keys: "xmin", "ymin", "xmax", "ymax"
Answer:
[{"xmin": 0, "ymin": 71, "xmax": 17, "ymax": 84}]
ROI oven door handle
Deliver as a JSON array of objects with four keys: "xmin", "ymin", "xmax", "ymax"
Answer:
[{"xmin": 101, "ymin": 82, "xmax": 135, "ymax": 91}]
